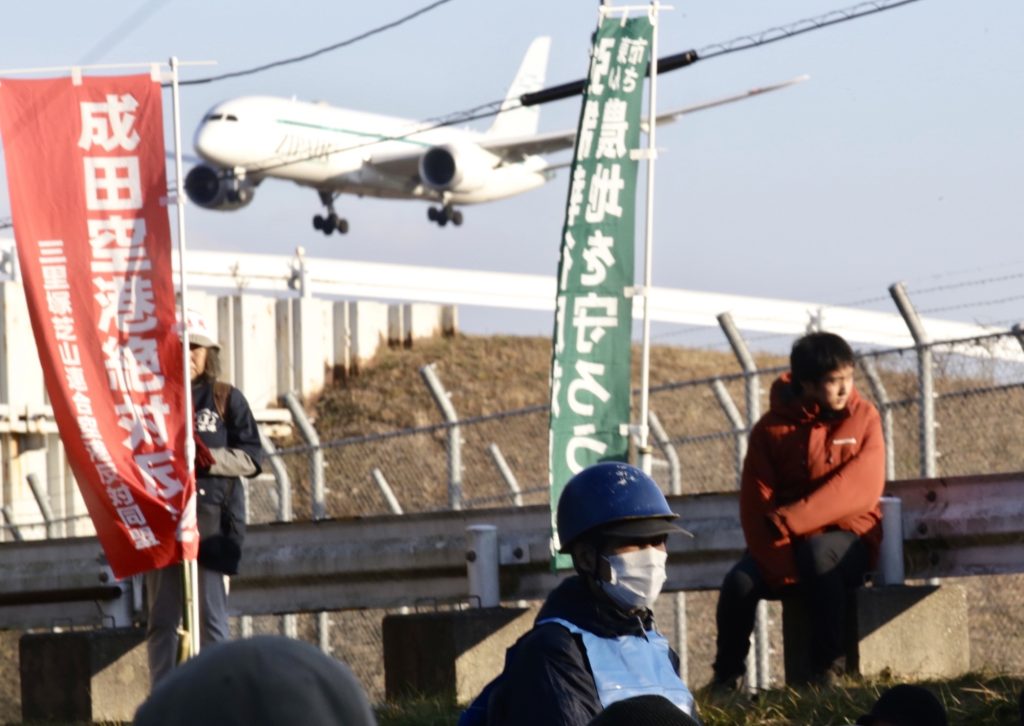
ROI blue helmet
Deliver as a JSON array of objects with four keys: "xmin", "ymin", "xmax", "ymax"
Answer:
[{"xmin": 556, "ymin": 462, "xmax": 688, "ymax": 551}]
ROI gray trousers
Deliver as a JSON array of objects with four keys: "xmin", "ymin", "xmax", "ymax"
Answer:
[{"xmin": 145, "ymin": 563, "xmax": 230, "ymax": 687}]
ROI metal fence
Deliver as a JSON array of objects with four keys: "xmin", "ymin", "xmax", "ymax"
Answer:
[{"xmin": 251, "ymin": 327, "xmax": 1024, "ymax": 696}]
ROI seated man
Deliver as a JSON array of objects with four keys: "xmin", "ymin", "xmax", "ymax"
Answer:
[
  {"xmin": 712, "ymin": 331, "xmax": 885, "ymax": 687},
  {"xmin": 471, "ymin": 462, "xmax": 700, "ymax": 726}
]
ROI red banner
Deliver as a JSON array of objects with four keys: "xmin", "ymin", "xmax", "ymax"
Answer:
[{"xmin": 0, "ymin": 74, "xmax": 196, "ymax": 577}]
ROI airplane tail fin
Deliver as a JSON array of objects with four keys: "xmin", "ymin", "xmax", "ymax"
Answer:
[{"xmin": 486, "ymin": 36, "xmax": 551, "ymax": 139}]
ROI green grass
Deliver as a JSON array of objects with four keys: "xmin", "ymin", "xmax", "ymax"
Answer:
[{"xmin": 376, "ymin": 675, "xmax": 1024, "ymax": 726}]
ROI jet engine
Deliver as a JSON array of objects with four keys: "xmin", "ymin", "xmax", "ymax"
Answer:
[
  {"xmin": 184, "ymin": 164, "xmax": 257, "ymax": 211},
  {"xmin": 418, "ymin": 143, "xmax": 496, "ymax": 193}
]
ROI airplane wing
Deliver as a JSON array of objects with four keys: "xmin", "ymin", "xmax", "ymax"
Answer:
[{"xmin": 482, "ymin": 75, "xmax": 809, "ymax": 163}]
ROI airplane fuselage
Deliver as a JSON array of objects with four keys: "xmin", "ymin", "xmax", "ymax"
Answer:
[{"xmin": 193, "ymin": 96, "xmax": 548, "ymax": 205}]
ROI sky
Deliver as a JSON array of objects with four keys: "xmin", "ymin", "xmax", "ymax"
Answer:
[{"xmin": 1, "ymin": 0, "xmax": 1021, "ymax": 351}]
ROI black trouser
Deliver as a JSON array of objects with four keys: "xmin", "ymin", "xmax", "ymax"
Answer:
[{"xmin": 712, "ymin": 530, "xmax": 868, "ymax": 681}]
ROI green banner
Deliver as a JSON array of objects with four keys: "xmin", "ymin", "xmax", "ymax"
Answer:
[{"xmin": 549, "ymin": 15, "xmax": 653, "ymax": 562}]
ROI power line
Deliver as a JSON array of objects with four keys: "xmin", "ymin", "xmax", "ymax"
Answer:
[
  {"xmin": 232, "ymin": 0, "xmax": 924, "ymax": 177},
  {"xmin": 696, "ymin": 0, "xmax": 921, "ymax": 62},
  {"xmin": 176, "ymin": 0, "xmax": 455, "ymax": 87},
  {"xmin": 920, "ymin": 292, "xmax": 1024, "ymax": 315}
]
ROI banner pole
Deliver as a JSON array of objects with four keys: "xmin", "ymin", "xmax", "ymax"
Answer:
[
  {"xmin": 169, "ymin": 54, "xmax": 201, "ymax": 661},
  {"xmin": 637, "ymin": 1, "xmax": 660, "ymax": 475}
]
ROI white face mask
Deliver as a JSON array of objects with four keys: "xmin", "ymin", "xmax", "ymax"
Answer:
[{"xmin": 599, "ymin": 547, "xmax": 668, "ymax": 612}]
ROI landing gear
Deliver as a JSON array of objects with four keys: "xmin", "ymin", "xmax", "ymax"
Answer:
[
  {"xmin": 313, "ymin": 191, "xmax": 348, "ymax": 235},
  {"xmin": 313, "ymin": 213, "xmax": 349, "ymax": 235},
  {"xmin": 428, "ymin": 204, "xmax": 463, "ymax": 227}
]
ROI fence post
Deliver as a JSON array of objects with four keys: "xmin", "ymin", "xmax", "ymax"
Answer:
[
  {"xmin": 889, "ymin": 283, "xmax": 937, "ymax": 478},
  {"xmin": 487, "ymin": 444, "xmax": 523, "ymax": 507},
  {"xmin": 648, "ymin": 411, "xmax": 680, "ymax": 496},
  {"xmin": 1, "ymin": 506, "xmax": 23, "ymax": 542},
  {"xmin": 283, "ymin": 392, "xmax": 325, "ymax": 520},
  {"xmin": 371, "ymin": 468, "xmax": 404, "ymax": 515},
  {"xmin": 258, "ymin": 428, "xmax": 292, "ymax": 523},
  {"xmin": 26, "ymin": 473, "xmax": 56, "ymax": 539},
  {"xmin": 859, "ymin": 356, "xmax": 895, "ymax": 482},
  {"xmin": 711, "ymin": 379, "xmax": 747, "ymax": 483},
  {"xmin": 1013, "ymin": 323, "xmax": 1024, "ymax": 354},
  {"xmin": 421, "ymin": 363, "xmax": 462, "ymax": 510},
  {"xmin": 716, "ymin": 312, "xmax": 768, "ymax": 691}
]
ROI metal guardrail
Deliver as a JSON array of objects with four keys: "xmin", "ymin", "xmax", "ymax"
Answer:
[{"xmin": 0, "ymin": 471, "xmax": 1020, "ymax": 630}]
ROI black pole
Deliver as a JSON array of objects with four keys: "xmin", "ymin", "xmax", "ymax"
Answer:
[{"xmin": 519, "ymin": 49, "xmax": 699, "ymax": 107}]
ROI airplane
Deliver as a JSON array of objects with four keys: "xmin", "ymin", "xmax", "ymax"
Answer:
[{"xmin": 184, "ymin": 37, "xmax": 806, "ymax": 235}]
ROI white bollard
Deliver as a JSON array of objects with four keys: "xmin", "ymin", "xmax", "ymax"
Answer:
[
  {"xmin": 876, "ymin": 496, "xmax": 905, "ymax": 585},
  {"xmin": 466, "ymin": 525, "xmax": 500, "ymax": 608}
]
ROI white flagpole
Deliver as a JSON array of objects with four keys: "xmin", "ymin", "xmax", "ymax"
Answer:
[
  {"xmin": 169, "ymin": 55, "xmax": 201, "ymax": 661},
  {"xmin": 637, "ymin": 1, "xmax": 661, "ymax": 475}
]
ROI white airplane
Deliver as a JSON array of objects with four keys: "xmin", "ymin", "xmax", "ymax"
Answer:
[{"xmin": 185, "ymin": 37, "xmax": 806, "ymax": 235}]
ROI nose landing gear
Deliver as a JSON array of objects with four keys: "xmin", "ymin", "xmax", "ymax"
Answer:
[{"xmin": 427, "ymin": 204, "xmax": 463, "ymax": 227}]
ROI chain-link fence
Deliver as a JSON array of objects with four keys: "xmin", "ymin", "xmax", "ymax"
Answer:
[{"xmin": 250, "ymin": 329, "xmax": 1024, "ymax": 695}]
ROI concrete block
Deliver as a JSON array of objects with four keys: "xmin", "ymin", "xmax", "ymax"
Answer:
[
  {"xmin": 0, "ymin": 280, "xmax": 46, "ymax": 407},
  {"xmin": 349, "ymin": 301, "xmax": 388, "ymax": 372},
  {"xmin": 442, "ymin": 305, "xmax": 458, "ymax": 336},
  {"xmin": 383, "ymin": 606, "xmax": 536, "ymax": 704},
  {"xmin": 853, "ymin": 584, "xmax": 969, "ymax": 680},
  {"xmin": 225, "ymin": 294, "xmax": 279, "ymax": 408},
  {"xmin": 388, "ymin": 305, "xmax": 404, "ymax": 347},
  {"xmin": 782, "ymin": 584, "xmax": 969, "ymax": 683},
  {"xmin": 403, "ymin": 303, "xmax": 444, "ymax": 345},
  {"xmin": 292, "ymin": 297, "xmax": 334, "ymax": 398},
  {"xmin": 332, "ymin": 301, "xmax": 350, "ymax": 378},
  {"xmin": 20, "ymin": 627, "xmax": 149, "ymax": 723}
]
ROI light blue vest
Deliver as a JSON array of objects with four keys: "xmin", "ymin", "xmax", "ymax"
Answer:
[{"xmin": 538, "ymin": 616, "xmax": 696, "ymax": 717}]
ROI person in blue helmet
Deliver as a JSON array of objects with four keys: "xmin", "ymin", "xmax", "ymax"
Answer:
[{"xmin": 474, "ymin": 462, "xmax": 701, "ymax": 726}]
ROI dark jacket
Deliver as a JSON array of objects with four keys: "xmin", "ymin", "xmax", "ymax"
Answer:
[
  {"xmin": 193, "ymin": 380, "xmax": 262, "ymax": 575},
  {"xmin": 740, "ymin": 373, "xmax": 885, "ymax": 588},
  {"xmin": 486, "ymin": 576, "xmax": 683, "ymax": 726}
]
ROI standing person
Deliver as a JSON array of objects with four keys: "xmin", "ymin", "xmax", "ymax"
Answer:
[
  {"xmin": 145, "ymin": 310, "xmax": 262, "ymax": 687},
  {"xmin": 711, "ymin": 331, "xmax": 885, "ymax": 688},
  {"xmin": 465, "ymin": 462, "xmax": 701, "ymax": 726}
]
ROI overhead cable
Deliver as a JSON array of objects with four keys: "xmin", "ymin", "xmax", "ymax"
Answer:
[
  {"xmin": 175, "ymin": 0, "xmax": 455, "ymax": 87},
  {"xmin": 239, "ymin": 0, "xmax": 922, "ymax": 176}
]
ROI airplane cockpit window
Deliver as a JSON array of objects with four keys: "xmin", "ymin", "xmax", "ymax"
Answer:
[
  {"xmin": 225, "ymin": 115, "xmax": 239, "ymax": 121},
  {"xmin": 206, "ymin": 114, "xmax": 224, "ymax": 121}
]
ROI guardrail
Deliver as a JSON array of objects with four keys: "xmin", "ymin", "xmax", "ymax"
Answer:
[{"xmin": 0, "ymin": 471, "xmax": 1020, "ymax": 629}]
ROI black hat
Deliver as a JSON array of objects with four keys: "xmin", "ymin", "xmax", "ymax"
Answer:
[
  {"xmin": 856, "ymin": 685, "xmax": 948, "ymax": 726},
  {"xmin": 133, "ymin": 636, "xmax": 376, "ymax": 726}
]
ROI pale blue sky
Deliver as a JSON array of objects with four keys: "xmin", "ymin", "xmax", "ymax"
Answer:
[{"xmin": 1, "ymin": 0, "xmax": 1021, "ymax": 349}]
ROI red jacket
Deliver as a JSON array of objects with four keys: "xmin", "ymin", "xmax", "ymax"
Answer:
[{"xmin": 740, "ymin": 373, "xmax": 885, "ymax": 588}]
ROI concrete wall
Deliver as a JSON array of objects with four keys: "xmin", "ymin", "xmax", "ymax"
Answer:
[{"xmin": 0, "ymin": 274, "xmax": 456, "ymax": 540}]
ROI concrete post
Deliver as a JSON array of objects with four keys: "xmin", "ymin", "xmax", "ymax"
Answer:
[
  {"xmin": 466, "ymin": 525, "xmax": 499, "ymax": 608},
  {"xmin": 860, "ymin": 356, "xmax": 895, "ymax": 482},
  {"xmin": 258, "ymin": 428, "xmax": 292, "ymax": 523},
  {"xmin": 26, "ymin": 473, "xmax": 56, "ymax": 539},
  {"xmin": 283, "ymin": 393, "xmax": 325, "ymax": 520},
  {"xmin": 372, "ymin": 468, "xmax": 404, "ymax": 515},
  {"xmin": 717, "ymin": 312, "xmax": 768, "ymax": 690},
  {"xmin": 648, "ymin": 410, "xmax": 681, "ymax": 496},
  {"xmin": 487, "ymin": 444, "xmax": 523, "ymax": 507},
  {"xmin": 421, "ymin": 364, "xmax": 462, "ymax": 510},
  {"xmin": 889, "ymin": 283, "xmax": 937, "ymax": 478},
  {"xmin": 711, "ymin": 379, "xmax": 747, "ymax": 481}
]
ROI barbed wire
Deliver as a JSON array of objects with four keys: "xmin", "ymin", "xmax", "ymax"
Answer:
[{"xmin": 920, "ymin": 292, "xmax": 1024, "ymax": 315}]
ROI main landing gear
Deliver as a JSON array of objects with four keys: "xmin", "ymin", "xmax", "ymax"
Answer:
[
  {"xmin": 427, "ymin": 204, "xmax": 463, "ymax": 227},
  {"xmin": 313, "ymin": 191, "xmax": 348, "ymax": 235}
]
